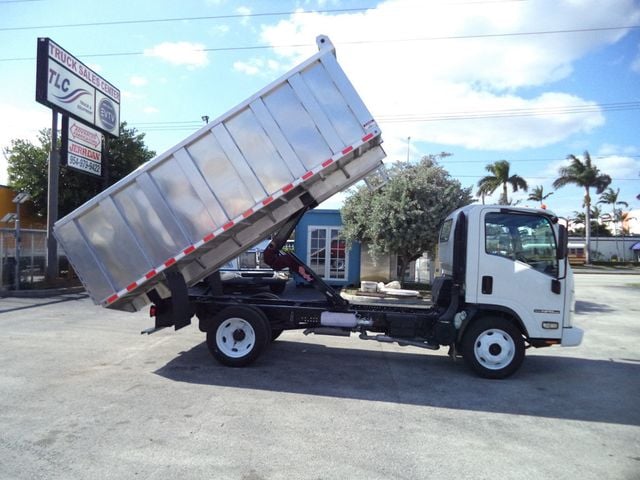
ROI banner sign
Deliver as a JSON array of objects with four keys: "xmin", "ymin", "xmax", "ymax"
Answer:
[
  {"xmin": 62, "ymin": 116, "xmax": 103, "ymax": 177},
  {"xmin": 36, "ymin": 37, "xmax": 120, "ymax": 137}
]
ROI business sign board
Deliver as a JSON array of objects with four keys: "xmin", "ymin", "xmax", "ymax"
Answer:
[
  {"xmin": 36, "ymin": 37, "xmax": 120, "ymax": 137},
  {"xmin": 62, "ymin": 116, "xmax": 103, "ymax": 177}
]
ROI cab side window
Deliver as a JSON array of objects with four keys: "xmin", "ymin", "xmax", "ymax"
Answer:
[
  {"xmin": 485, "ymin": 213, "xmax": 558, "ymax": 276},
  {"xmin": 439, "ymin": 219, "xmax": 453, "ymax": 243}
]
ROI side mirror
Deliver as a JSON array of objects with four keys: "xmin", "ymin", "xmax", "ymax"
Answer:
[{"xmin": 557, "ymin": 225, "xmax": 568, "ymax": 260}]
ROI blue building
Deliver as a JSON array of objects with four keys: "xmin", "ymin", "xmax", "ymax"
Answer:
[{"xmin": 294, "ymin": 209, "xmax": 360, "ymax": 287}]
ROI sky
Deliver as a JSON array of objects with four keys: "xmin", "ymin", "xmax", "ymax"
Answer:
[{"xmin": 1, "ymin": 0, "xmax": 639, "ymax": 223}]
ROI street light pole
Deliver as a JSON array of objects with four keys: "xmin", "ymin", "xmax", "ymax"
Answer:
[
  {"xmin": 15, "ymin": 201, "xmax": 21, "ymax": 290},
  {"xmin": 14, "ymin": 193, "xmax": 30, "ymax": 289}
]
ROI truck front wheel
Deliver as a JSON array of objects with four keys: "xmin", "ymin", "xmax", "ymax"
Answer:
[
  {"xmin": 206, "ymin": 306, "xmax": 270, "ymax": 367},
  {"xmin": 461, "ymin": 316, "xmax": 525, "ymax": 379}
]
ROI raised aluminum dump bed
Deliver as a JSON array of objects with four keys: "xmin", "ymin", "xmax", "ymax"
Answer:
[{"xmin": 54, "ymin": 35, "xmax": 386, "ymax": 312}]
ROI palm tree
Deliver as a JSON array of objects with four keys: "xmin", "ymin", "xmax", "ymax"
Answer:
[
  {"xmin": 476, "ymin": 182, "xmax": 493, "ymax": 205},
  {"xmin": 477, "ymin": 160, "xmax": 528, "ymax": 205},
  {"xmin": 527, "ymin": 185, "xmax": 553, "ymax": 208},
  {"xmin": 553, "ymin": 151, "xmax": 611, "ymax": 264},
  {"xmin": 597, "ymin": 187, "xmax": 628, "ymax": 236}
]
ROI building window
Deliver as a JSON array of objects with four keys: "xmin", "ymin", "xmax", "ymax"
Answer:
[{"xmin": 307, "ymin": 226, "xmax": 348, "ymax": 280}]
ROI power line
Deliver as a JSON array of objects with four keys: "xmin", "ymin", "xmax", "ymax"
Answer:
[
  {"xmin": 455, "ymin": 175, "xmax": 639, "ymax": 181},
  {"xmin": 376, "ymin": 101, "xmax": 640, "ymax": 123},
  {"xmin": 438, "ymin": 155, "xmax": 640, "ymax": 164},
  {"xmin": 2, "ymin": 24, "xmax": 638, "ymax": 62},
  {"xmin": 0, "ymin": 7, "xmax": 368, "ymax": 31},
  {"xmin": 0, "ymin": 1, "xmax": 527, "ymax": 31},
  {"xmin": 128, "ymin": 101, "xmax": 640, "ymax": 133}
]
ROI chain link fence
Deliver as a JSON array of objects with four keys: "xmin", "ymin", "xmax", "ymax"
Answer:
[{"xmin": 0, "ymin": 228, "xmax": 68, "ymax": 291}]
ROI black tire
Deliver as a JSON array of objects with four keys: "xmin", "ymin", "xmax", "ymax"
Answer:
[
  {"xmin": 461, "ymin": 316, "xmax": 525, "ymax": 379},
  {"xmin": 206, "ymin": 306, "xmax": 270, "ymax": 367}
]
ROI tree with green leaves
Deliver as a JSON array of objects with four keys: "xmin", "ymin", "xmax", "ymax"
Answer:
[
  {"xmin": 4, "ymin": 122, "xmax": 155, "ymax": 218},
  {"xmin": 476, "ymin": 160, "xmax": 528, "ymax": 205},
  {"xmin": 553, "ymin": 151, "xmax": 611, "ymax": 265},
  {"xmin": 570, "ymin": 207, "xmax": 611, "ymax": 261},
  {"xmin": 527, "ymin": 185, "xmax": 553, "ymax": 208},
  {"xmin": 597, "ymin": 187, "xmax": 628, "ymax": 236},
  {"xmin": 341, "ymin": 155, "xmax": 473, "ymax": 281}
]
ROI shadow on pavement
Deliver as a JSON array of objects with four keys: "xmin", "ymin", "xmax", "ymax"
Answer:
[
  {"xmin": 575, "ymin": 300, "xmax": 615, "ymax": 314},
  {"xmin": 0, "ymin": 293, "xmax": 88, "ymax": 314},
  {"xmin": 155, "ymin": 339, "xmax": 640, "ymax": 427}
]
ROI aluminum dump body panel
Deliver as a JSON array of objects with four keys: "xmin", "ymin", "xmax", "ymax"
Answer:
[{"xmin": 54, "ymin": 36, "xmax": 385, "ymax": 312}]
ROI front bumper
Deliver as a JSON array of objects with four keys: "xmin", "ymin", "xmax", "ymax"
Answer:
[{"xmin": 561, "ymin": 326, "xmax": 584, "ymax": 347}]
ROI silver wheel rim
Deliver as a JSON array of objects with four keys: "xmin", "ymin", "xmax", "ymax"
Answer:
[
  {"xmin": 216, "ymin": 318, "xmax": 256, "ymax": 358},
  {"xmin": 474, "ymin": 328, "xmax": 515, "ymax": 371}
]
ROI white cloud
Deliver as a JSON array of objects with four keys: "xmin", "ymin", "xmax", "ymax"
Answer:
[
  {"xmin": 86, "ymin": 63, "xmax": 103, "ymax": 73},
  {"xmin": 595, "ymin": 155, "xmax": 640, "ymax": 181},
  {"xmin": 233, "ymin": 61, "xmax": 260, "ymax": 76},
  {"xmin": 597, "ymin": 143, "xmax": 640, "ymax": 157},
  {"xmin": 233, "ymin": 58, "xmax": 283, "ymax": 76},
  {"xmin": 143, "ymin": 41, "xmax": 209, "ymax": 69},
  {"xmin": 143, "ymin": 106, "xmax": 159, "ymax": 114},
  {"xmin": 129, "ymin": 75, "xmax": 148, "ymax": 87},
  {"xmin": 236, "ymin": 6, "xmax": 252, "ymax": 26},
  {"xmin": 544, "ymin": 150, "xmax": 640, "ymax": 189},
  {"xmin": 121, "ymin": 90, "xmax": 143, "ymax": 100},
  {"xmin": 257, "ymin": 0, "xmax": 640, "ymax": 153},
  {"xmin": 209, "ymin": 24, "xmax": 230, "ymax": 36}
]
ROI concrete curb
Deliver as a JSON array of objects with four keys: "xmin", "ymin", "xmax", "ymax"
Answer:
[{"xmin": 572, "ymin": 268, "xmax": 640, "ymax": 275}]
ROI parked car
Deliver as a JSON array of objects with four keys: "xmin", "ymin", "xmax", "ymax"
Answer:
[{"xmin": 219, "ymin": 240, "xmax": 289, "ymax": 294}]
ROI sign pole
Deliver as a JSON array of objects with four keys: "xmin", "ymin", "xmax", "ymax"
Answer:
[
  {"xmin": 46, "ymin": 110, "xmax": 60, "ymax": 281},
  {"xmin": 103, "ymin": 137, "xmax": 110, "ymax": 190}
]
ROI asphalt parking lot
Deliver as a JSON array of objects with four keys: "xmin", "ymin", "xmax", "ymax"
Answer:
[{"xmin": 0, "ymin": 274, "xmax": 639, "ymax": 480}]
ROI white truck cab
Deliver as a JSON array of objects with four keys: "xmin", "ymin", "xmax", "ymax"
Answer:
[{"xmin": 437, "ymin": 205, "xmax": 583, "ymax": 377}]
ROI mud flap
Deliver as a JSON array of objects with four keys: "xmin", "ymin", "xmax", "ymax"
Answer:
[{"xmin": 146, "ymin": 269, "xmax": 193, "ymax": 332}]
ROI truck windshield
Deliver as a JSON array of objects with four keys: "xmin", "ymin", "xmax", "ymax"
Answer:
[{"xmin": 485, "ymin": 212, "xmax": 558, "ymax": 276}]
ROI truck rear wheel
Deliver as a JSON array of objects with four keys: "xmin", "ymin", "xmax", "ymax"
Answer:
[
  {"xmin": 206, "ymin": 306, "xmax": 270, "ymax": 367},
  {"xmin": 461, "ymin": 316, "xmax": 525, "ymax": 379}
]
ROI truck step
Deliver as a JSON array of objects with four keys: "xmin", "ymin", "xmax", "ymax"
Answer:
[{"xmin": 359, "ymin": 333, "xmax": 440, "ymax": 350}]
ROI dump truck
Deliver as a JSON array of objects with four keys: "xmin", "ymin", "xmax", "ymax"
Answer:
[{"xmin": 54, "ymin": 35, "xmax": 582, "ymax": 379}]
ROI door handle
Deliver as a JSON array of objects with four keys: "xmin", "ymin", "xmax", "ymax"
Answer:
[{"xmin": 482, "ymin": 275, "xmax": 493, "ymax": 294}]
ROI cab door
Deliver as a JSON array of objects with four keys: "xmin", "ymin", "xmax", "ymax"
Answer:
[{"xmin": 475, "ymin": 209, "xmax": 565, "ymax": 340}]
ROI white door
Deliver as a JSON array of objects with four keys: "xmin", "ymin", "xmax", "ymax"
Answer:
[
  {"xmin": 308, "ymin": 227, "xmax": 348, "ymax": 281},
  {"xmin": 475, "ymin": 210, "xmax": 566, "ymax": 340}
]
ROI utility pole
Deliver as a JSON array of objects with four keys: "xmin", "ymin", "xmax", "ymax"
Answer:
[{"xmin": 46, "ymin": 111, "xmax": 60, "ymax": 281}]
